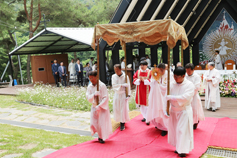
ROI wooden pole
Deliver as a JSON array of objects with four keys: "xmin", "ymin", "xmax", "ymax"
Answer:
[
  {"xmin": 181, "ymin": 40, "xmax": 184, "ymax": 66},
  {"xmin": 167, "ymin": 46, "xmax": 170, "ymax": 115},
  {"xmin": 124, "ymin": 44, "xmax": 128, "ymax": 97},
  {"xmin": 96, "ymin": 23, "xmax": 100, "ymax": 105}
]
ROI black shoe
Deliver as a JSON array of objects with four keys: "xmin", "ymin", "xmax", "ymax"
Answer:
[
  {"xmin": 193, "ymin": 123, "xmax": 198, "ymax": 130},
  {"xmin": 179, "ymin": 153, "xmax": 186, "ymax": 157},
  {"xmin": 98, "ymin": 138, "xmax": 105, "ymax": 144},
  {"xmin": 212, "ymin": 109, "xmax": 216, "ymax": 112},
  {"xmin": 208, "ymin": 108, "xmax": 212, "ymax": 111},
  {"xmin": 146, "ymin": 122, "xmax": 150, "ymax": 125},
  {"xmin": 120, "ymin": 123, "xmax": 125, "ymax": 131},
  {"xmin": 174, "ymin": 150, "xmax": 178, "ymax": 154},
  {"xmin": 141, "ymin": 118, "xmax": 146, "ymax": 122},
  {"xmin": 161, "ymin": 131, "xmax": 167, "ymax": 136}
]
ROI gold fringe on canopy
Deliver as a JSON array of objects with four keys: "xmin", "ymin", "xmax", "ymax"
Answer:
[{"xmin": 91, "ymin": 19, "xmax": 189, "ymax": 51}]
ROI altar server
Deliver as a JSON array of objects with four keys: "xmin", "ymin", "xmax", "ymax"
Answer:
[
  {"xmin": 185, "ymin": 63, "xmax": 205, "ymax": 129},
  {"xmin": 166, "ymin": 67, "xmax": 195, "ymax": 157},
  {"xmin": 214, "ymin": 51, "xmax": 223, "ymax": 70},
  {"xmin": 112, "ymin": 64, "xmax": 131, "ymax": 131},
  {"xmin": 203, "ymin": 62, "xmax": 221, "ymax": 112},
  {"xmin": 133, "ymin": 60, "xmax": 151, "ymax": 125},
  {"xmin": 144, "ymin": 63, "xmax": 169, "ymax": 136},
  {"xmin": 86, "ymin": 71, "xmax": 112, "ymax": 143}
]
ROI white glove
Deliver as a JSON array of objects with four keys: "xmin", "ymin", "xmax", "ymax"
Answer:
[
  {"xmin": 122, "ymin": 83, "xmax": 129, "ymax": 87},
  {"xmin": 94, "ymin": 91, "xmax": 100, "ymax": 96},
  {"xmin": 144, "ymin": 79, "xmax": 150, "ymax": 85},
  {"xmin": 166, "ymin": 95, "xmax": 176, "ymax": 101},
  {"xmin": 134, "ymin": 79, "xmax": 140, "ymax": 85},
  {"xmin": 125, "ymin": 96, "xmax": 130, "ymax": 102}
]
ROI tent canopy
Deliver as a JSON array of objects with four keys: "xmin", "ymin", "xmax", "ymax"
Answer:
[
  {"xmin": 92, "ymin": 19, "xmax": 189, "ymax": 51},
  {"xmin": 9, "ymin": 27, "xmax": 94, "ymax": 55}
]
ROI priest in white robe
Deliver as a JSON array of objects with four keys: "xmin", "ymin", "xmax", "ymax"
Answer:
[
  {"xmin": 86, "ymin": 71, "xmax": 112, "ymax": 143},
  {"xmin": 144, "ymin": 63, "xmax": 169, "ymax": 136},
  {"xmin": 214, "ymin": 51, "xmax": 223, "ymax": 70},
  {"xmin": 68, "ymin": 59, "xmax": 76, "ymax": 78},
  {"xmin": 185, "ymin": 63, "xmax": 205, "ymax": 129},
  {"xmin": 112, "ymin": 64, "xmax": 131, "ymax": 131},
  {"xmin": 166, "ymin": 67, "xmax": 195, "ymax": 157},
  {"xmin": 203, "ymin": 62, "xmax": 221, "ymax": 112}
]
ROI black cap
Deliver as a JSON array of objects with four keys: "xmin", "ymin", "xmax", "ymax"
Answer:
[
  {"xmin": 140, "ymin": 60, "xmax": 148, "ymax": 65},
  {"xmin": 140, "ymin": 57, "xmax": 146, "ymax": 61}
]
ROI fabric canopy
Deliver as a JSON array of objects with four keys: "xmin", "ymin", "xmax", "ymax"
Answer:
[{"xmin": 91, "ymin": 19, "xmax": 189, "ymax": 51}]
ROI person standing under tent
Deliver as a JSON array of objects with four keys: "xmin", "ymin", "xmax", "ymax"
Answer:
[
  {"xmin": 185, "ymin": 63, "xmax": 205, "ymax": 129},
  {"xmin": 112, "ymin": 64, "xmax": 131, "ymax": 131},
  {"xmin": 58, "ymin": 61, "xmax": 67, "ymax": 87},
  {"xmin": 52, "ymin": 59, "xmax": 60, "ymax": 87},
  {"xmin": 146, "ymin": 55, "xmax": 151, "ymax": 68},
  {"xmin": 92, "ymin": 61, "xmax": 97, "ymax": 71},
  {"xmin": 89, "ymin": 57, "xmax": 94, "ymax": 69},
  {"xmin": 166, "ymin": 67, "xmax": 195, "ymax": 157},
  {"xmin": 133, "ymin": 60, "xmax": 151, "ymax": 125},
  {"xmin": 84, "ymin": 63, "xmax": 92, "ymax": 85},
  {"xmin": 68, "ymin": 59, "xmax": 76, "ymax": 79},
  {"xmin": 75, "ymin": 59, "xmax": 84, "ymax": 87},
  {"xmin": 203, "ymin": 62, "xmax": 221, "ymax": 112},
  {"xmin": 214, "ymin": 50, "xmax": 223, "ymax": 70},
  {"xmin": 121, "ymin": 57, "xmax": 125, "ymax": 69},
  {"xmin": 86, "ymin": 71, "xmax": 112, "ymax": 143},
  {"xmin": 144, "ymin": 63, "xmax": 169, "ymax": 136}
]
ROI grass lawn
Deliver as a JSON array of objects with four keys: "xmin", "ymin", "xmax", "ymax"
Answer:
[
  {"xmin": 0, "ymin": 124, "xmax": 93, "ymax": 158},
  {"xmin": 16, "ymin": 84, "xmax": 137, "ymax": 112}
]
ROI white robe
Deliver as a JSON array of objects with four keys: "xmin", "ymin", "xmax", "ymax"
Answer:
[
  {"xmin": 215, "ymin": 54, "xmax": 223, "ymax": 70},
  {"xmin": 144, "ymin": 76, "xmax": 169, "ymax": 131},
  {"xmin": 86, "ymin": 81, "xmax": 112, "ymax": 140},
  {"xmin": 168, "ymin": 79, "xmax": 194, "ymax": 154},
  {"xmin": 203, "ymin": 68, "xmax": 221, "ymax": 110},
  {"xmin": 68, "ymin": 62, "xmax": 76, "ymax": 77},
  {"xmin": 112, "ymin": 73, "xmax": 131, "ymax": 123},
  {"xmin": 185, "ymin": 72, "xmax": 205, "ymax": 124}
]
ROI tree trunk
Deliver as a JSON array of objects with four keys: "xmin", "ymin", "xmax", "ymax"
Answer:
[{"xmin": 74, "ymin": 52, "xmax": 77, "ymax": 60}]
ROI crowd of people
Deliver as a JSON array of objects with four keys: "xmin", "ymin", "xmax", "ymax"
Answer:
[{"xmin": 85, "ymin": 56, "xmax": 221, "ymax": 157}]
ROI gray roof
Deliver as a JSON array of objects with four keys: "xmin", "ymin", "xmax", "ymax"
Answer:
[{"xmin": 9, "ymin": 27, "xmax": 94, "ymax": 55}]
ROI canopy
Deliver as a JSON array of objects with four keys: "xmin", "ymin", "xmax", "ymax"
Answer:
[
  {"xmin": 91, "ymin": 19, "xmax": 189, "ymax": 51},
  {"xmin": 9, "ymin": 27, "xmax": 94, "ymax": 55}
]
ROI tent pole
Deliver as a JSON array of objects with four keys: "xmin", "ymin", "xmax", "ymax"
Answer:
[
  {"xmin": 124, "ymin": 44, "xmax": 128, "ymax": 97},
  {"xmin": 181, "ymin": 40, "xmax": 184, "ymax": 66},
  {"xmin": 96, "ymin": 24, "xmax": 100, "ymax": 105},
  {"xmin": 8, "ymin": 55, "xmax": 14, "ymax": 86},
  {"xmin": 167, "ymin": 46, "xmax": 170, "ymax": 115},
  {"xmin": 1, "ymin": 61, "xmax": 9, "ymax": 81}
]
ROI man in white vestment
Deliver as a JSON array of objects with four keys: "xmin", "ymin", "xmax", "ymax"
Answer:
[
  {"xmin": 214, "ymin": 51, "xmax": 223, "ymax": 70},
  {"xmin": 146, "ymin": 55, "xmax": 151, "ymax": 68},
  {"xmin": 89, "ymin": 57, "xmax": 94, "ymax": 68},
  {"xmin": 92, "ymin": 61, "xmax": 97, "ymax": 71},
  {"xmin": 112, "ymin": 64, "xmax": 131, "ymax": 131},
  {"xmin": 86, "ymin": 71, "xmax": 112, "ymax": 143},
  {"xmin": 185, "ymin": 63, "xmax": 205, "ymax": 130},
  {"xmin": 68, "ymin": 59, "xmax": 76, "ymax": 79},
  {"xmin": 144, "ymin": 63, "xmax": 169, "ymax": 136},
  {"xmin": 203, "ymin": 62, "xmax": 221, "ymax": 112},
  {"xmin": 166, "ymin": 67, "xmax": 195, "ymax": 157}
]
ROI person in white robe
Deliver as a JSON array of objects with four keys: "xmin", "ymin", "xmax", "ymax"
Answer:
[
  {"xmin": 86, "ymin": 71, "xmax": 112, "ymax": 143},
  {"xmin": 185, "ymin": 63, "xmax": 205, "ymax": 129},
  {"xmin": 144, "ymin": 63, "xmax": 169, "ymax": 136},
  {"xmin": 214, "ymin": 51, "xmax": 223, "ymax": 70},
  {"xmin": 203, "ymin": 62, "xmax": 221, "ymax": 112},
  {"xmin": 146, "ymin": 55, "xmax": 151, "ymax": 68},
  {"xmin": 166, "ymin": 67, "xmax": 195, "ymax": 157},
  {"xmin": 92, "ymin": 61, "xmax": 97, "ymax": 71},
  {"xmin": 112, "ymin": 64, "xmax": 131, "ymax": 131},
  {"xmin": 68, "ymin": 59, "xmax": 76, "ymax": 78},
  {"xmin": 89, "ymin": 57, "xmax": 94, "ymax": 69}
]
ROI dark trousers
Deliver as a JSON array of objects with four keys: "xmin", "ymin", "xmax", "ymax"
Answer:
[
  {"xmin": 60, "ymin": 75, "xmax": 67, "ymax": 87},
  {"xmin": 77, "ymin": 72, "xmax": 83, "ymax": 86},
  {"xmin": 53, "ymin": 74, "xmax": 59, "ymax": 87}
]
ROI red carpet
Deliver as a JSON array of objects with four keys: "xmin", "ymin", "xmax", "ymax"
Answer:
[{"xmin": 44, "ymin": 115, "xmax": 237, "ymax": 158}]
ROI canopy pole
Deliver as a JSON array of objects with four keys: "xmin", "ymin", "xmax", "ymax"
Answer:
[
  {"xmin": 124, "ymin": 44, "xmax": 128, "ymax": 97},
  {"xmin": 96, "ymin": 24, "xmax": 100, "ymax": 105},
  {"xmin": 167, "ymin": 46, "xmax": 170, "ymax": 115},
  {"xmin": 181, "ymin": 40, "xmax": 184, "ymax": 66}
]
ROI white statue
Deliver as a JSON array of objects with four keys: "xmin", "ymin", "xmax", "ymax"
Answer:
[{"xmin": 215, "ymin": 39, "xmax": 231, "ymax": 55}]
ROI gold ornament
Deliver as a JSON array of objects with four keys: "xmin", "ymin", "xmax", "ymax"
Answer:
[{"xmin": 151, "ymin": 65, "xmax": 161, "ymax": 81}]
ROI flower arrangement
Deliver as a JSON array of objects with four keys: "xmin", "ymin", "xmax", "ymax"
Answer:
[{"xmin": 219, "ymin": 79, "xmax": 237, "ymax": 98}]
